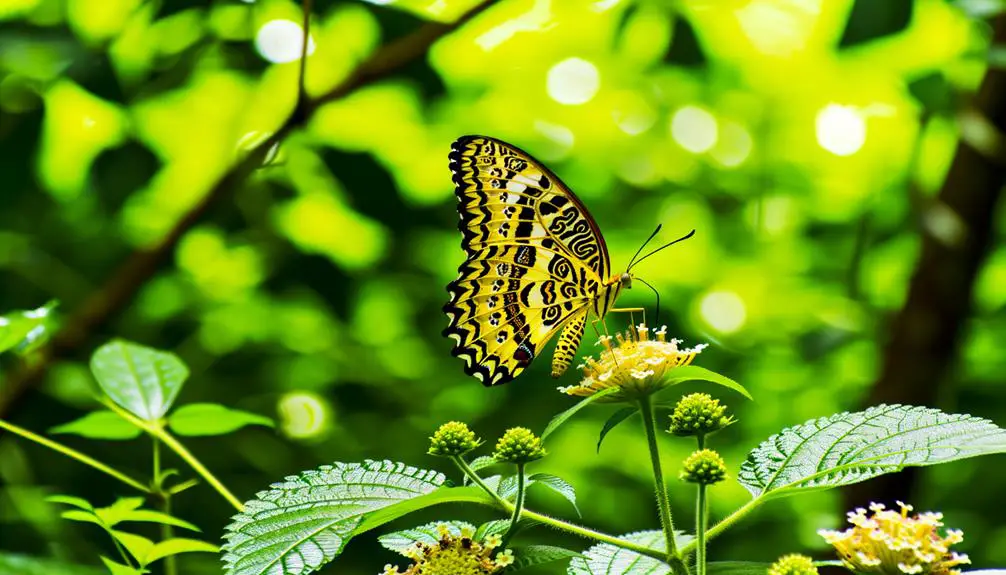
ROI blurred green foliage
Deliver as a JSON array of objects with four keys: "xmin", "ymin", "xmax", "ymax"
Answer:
[{"xmin": 0, "ymin": 0, "xmax": 1004, "ymax": 573}]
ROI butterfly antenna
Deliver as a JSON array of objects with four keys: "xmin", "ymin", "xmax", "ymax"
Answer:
[
  {"xmin": 626, "ymin": 224, "xmax": 663, "ymax": 270},
  {"xmin": 636, "ymin": 277, "xmax": 661, "ymax": 327},
  {"xmin": 627, "ymin": 229, "xmax": 696, "ymax": 271}
]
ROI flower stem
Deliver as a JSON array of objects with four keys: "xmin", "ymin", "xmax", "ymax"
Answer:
[
  {"xmin": 452, "ymin": 455, "xmax": 667, "ymax": 562},
  {"xmin": 104, "ymin": 401, "xmax": 244, "ymax": 512},
  {"xmin": 638, "ymin": 396, "xmax": 689, "ymax": 575},
  {"xmin": 695, "ymin": 484, "xmax": 708, "ymax": 575},
  {"xmin": 680, "ymin": 497, "xmax": 764, "ymax": 556},
  {"xmin": 502, "ymin": 462, "xmax": 526, "ymax": 547},
  {"xmin": 0, "ymin": 418, "xmax": 150, "ymax": 493}
]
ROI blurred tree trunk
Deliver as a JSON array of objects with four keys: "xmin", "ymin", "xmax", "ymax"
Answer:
[{"xmin": 844, "ymin": 14, "xmax": 1006, "ymax": 510}]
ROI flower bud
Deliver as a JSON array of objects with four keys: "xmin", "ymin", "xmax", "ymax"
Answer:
[
  {"xmin": 669, "ymin": 393, "xmax": 734, "ymax": 437},
  {"xmin": 428, "ymin": 421, "xmax": 480, "ymax": 457},
  {"xmin": 493, "ymin": 427, "xmax": 546, "ymax": 463},
  {"xmin": 768, "ymin": 554, "xmax": 819, "ymax": 575},
  {"xmin": 680, "ymin": 449, "xmax": 727, "ymax": 485}
]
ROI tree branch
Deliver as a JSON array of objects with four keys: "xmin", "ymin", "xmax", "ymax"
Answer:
[{"xmin": 0, "ymin": 0, "xmax": 498, "ymax": 417}]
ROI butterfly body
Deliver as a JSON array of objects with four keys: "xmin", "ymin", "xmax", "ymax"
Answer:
[{"xmin": 444, "ymin": 135, "xmax": 632, "ymax": 386}]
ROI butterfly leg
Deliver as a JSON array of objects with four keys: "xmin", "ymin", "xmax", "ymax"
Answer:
[{"xmin": 609, "ymin": 307, "xmax": 646, "ymax": 339}]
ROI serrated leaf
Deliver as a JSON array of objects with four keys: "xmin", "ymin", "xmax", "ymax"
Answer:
[
  {"xmin": 377, "ymin": 521, "xmax": 474, "ymax": 554},
  {"xmin": 738, "ymin": 404, "xmax": 1006, "ymax": 499},
  {"xmin": 528, "ymin": 473, "xmax": 580, "ymax": 516},
  {"xmin": 95, "ymin": 498, "xmax": 145, "ymax": 527},
  {"xmin": 98, "ymin": 557, "xmax": 146, "ymax": 575},
  {"xmin": 0, "ymin": 552, "xmax": 103, "ymax": 575},
  {"xmin": 90, "ymin": 340, "xmax": 189, "ymax": 421},
  {"xmin": 47, "ymin": 495, "xmax": 95, "ymax": 511},
  {"xmin": 351, "ymin": 485, "xmax": 491, "ymax": 536},
  {"xmin": 143, "ymin": 538, "xmax": 219, "ymax": 564},
  {"xmin": 597, "ymin": 408, "xmax": 637, "ymax": 453},
  {"xmin": 167, "ymin": 403, "xmax": 274, "ymax": 436},
  {"xmin": 511, "ymin": 545, "xmax": 582, "ymax": 570},
  {"xmin": 0, "ymin": 301, "xmax": 57, "ymax": 355},
  {"xmin": 543, "ymin": 388, "xmax": 620, "ymax": 440},
  {"xmin": 50, "ymin": 411, "xmax": 143, "ymax": 440},
  {"xmin": 707, "ymin": 562, "xmax": 774, "ymax": 575},
  {"xmin": 462, "ymin": 455, "xmax": 498, "ymax": 485},
  {"xmin": 475, "ymin": 519, "xmax": 510, "ymax": 541},
  {"xmin": 222, "ymin": 460, "xmax": 448, "ymax": 575},
  {"xmin": 117, "ymin": 510, "xmax": 200, "ymax": 531},
  {"xmin": 111, "ymin": 530, "xmax": 155, "ymax": 563},
  {"xmin": 659, "ymin": 366, "xmax": 752, "ymax": 400},
  {"xmin": 567, "ymin": 530, "xmax": 694, "ymax": 575}
]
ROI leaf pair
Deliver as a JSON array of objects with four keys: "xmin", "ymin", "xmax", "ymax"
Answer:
[{"xmin": 51, "ymin": 403, "xmax": 274, "ymax": 440}]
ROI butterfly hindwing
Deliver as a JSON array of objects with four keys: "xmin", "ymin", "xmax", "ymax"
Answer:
[{"xmin": 444, "ymin": 135, "xmax": 612, "ymax": 385}]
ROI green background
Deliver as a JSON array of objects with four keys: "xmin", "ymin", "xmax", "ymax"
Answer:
[{"xmin": 1, "ymin": 0, "xmax": 1004, "ymax": 573}]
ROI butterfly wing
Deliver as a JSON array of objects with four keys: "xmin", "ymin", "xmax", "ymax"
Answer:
[{"xmin": 444, "ymin": 135, "xmax": 613, "ymax": 386}]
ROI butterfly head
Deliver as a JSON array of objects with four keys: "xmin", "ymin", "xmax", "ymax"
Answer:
[{"xmin": 619, "ymin": 272, "xmax": 633, "ymax": 289}]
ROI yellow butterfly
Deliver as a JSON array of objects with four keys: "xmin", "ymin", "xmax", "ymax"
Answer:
[{"xmin": 443, "ymin": 135, "xmax": 692, "ymax": 386}]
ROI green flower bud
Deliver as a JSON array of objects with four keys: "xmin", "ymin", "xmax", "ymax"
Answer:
[
  {"xmin": 493, "ymin": 427, "xmax": 546, "ymax": 463},
  {"xmin": 680, "ymin": 449, "xmax": 727, "ymax": 485},
  {"xmin": 428, "ymin": 421, "xmax": 480, "ymax": 457},
  {"xmin": 668, "ymin": 393, "xmax": 734, "ymax": 437},
  {"xmin": 768, "ymin": 554, "xmax": 818, "ymax": 575}
]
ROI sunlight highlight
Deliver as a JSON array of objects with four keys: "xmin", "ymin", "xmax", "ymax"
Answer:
[
  {"xmin": 815, "ymin": 104, "xmax": 866, "ymax": 156},
  {"xmin": 255, "ymin": 19, "xmax": 316, "ymax": 64},
  {"xmin": 547, "ymin": 57, "xmax": 600, "ymax": 105},
  {"xmin": 700, "ymin": 291, "xmax": 746, "ymax": 333},
  {"xmin": 278, "ymin": 391, "xmax": 330, "ymax": 439},
  {"xmin": 711, "ymin": 122, "xmax": 753, "ymax": 167},
  {"xmin": 671, "ymin": 106, "xmax": 718, "ymax": 153}
]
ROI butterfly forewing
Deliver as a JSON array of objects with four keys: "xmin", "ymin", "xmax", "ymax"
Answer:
[{"xmin": 444, "ymin": 135, "xmax": 613, "ymax": 386}]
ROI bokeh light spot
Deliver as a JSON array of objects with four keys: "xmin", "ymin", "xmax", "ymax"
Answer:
[
  {"xmin": 711, "ymin": 121, "xmax": 753, "ymax": 167},
  {"xmin": 278, "ymin": 391, "xmax": 331, "ymax": 439},
  {"xmin": 816, "ymin": 104, "xmax": 866, "ymax": 156},
  {"xmin": 546, "ymin": 57, "xmax": 600, "ymax": 105},
  {"xmin": 700, "ymin": 291, "xmax": 746, "ymax": 333},
  {"xmin": 255, "ymin": 20, "xmax": 316, "ymax": 64},
  {"xmin": 671, "ymin": 106, "xmax": 718, "ymax": 153}
]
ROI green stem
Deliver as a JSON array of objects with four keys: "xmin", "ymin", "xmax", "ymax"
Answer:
[
  {"xmin": 452, "ymin": 455, "xmax": 668, "ymax": 562},
  {"xmin": 695, "ymin": 484, "xmax": 708, "ymax": 575},
  {"xmin": 153, "ymin": 438, "xmax": 177, "ymax": 575},
  {"xmin": 104, "ymin": 402, "xmax": 244, "ymax": 512},
  {"xmin": 501, "ymin": 463, "xmax": 526, "ymax": 547},
  {"xmin": 638, "ymin": 396, "xmax": 689, "ymax": 575},
  {"xmin": 0, "ymin": 418, "xmax": 150, "ymax": 493},
  {"xmin": 679, "ymin": 497, "xmax": 764, "ymax": 556}
]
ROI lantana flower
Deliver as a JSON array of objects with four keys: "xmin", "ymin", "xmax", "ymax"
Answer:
[
  {"xmin": 819, "ymin": 502, "xmax": 971, "ymax": 575},
  {"xmin": 380, "ymin": 524, "xmax": 513, "ymax": 575},
  {"xmin": 558, "ymin": 324, "xmax": 707, "ymax": 402}
]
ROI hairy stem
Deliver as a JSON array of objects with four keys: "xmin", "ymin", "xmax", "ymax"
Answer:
[
  {"xmin": 0, "ymin": 418, "xmax": 150, "ymax": 493},
  {"xmin": 638, "ymin": 396, "xmax": 689, "ymax": 575},
  {"xmin": 695, "ymin": 484, "xmax": 708, "ymax": 575},
  {"xmin": 501, "ymin": 462, "xmax": 526, "ymax": 547},
  {"xmin": 680, "ymin": 497, "xmax": 764, "ymax": 556}
]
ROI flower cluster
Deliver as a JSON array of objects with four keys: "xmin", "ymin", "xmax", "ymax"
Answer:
[
  {"xmin": 680, "ymin": 449, "xmax": 727, "ymax": 485},
  {"xmin": 493, "ymin": 427, "xmax": 546, "ymax": 463},
  {"xmin": 428, "ymin": 421, "xmax": 481, "ymax": 457},
  {"xmin": 381, "ymin": 524, "xmax": 514, "ymax": 575},
  {"xmin": 559, "ymin": 324, "xmax": 707, "ymax": 402},
  {"xmin": 669, "ymin": 393, "xmax": 734, "ymax": 437},
  {"xmin": 819, "ymin": 502, "xmax": 971, "ymax": 575},
  {"xmin": 768, "ymin": 554, "xmax": 819, "ymax": 575}
]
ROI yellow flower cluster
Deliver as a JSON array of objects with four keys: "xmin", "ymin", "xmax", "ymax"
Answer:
[
  {"xmin": 819, "ymin": 502, "xmax": 971, "ymax": 575},
  {"xmin": 380, "ymin": 524, "xmax": 514, "ymax": 575},
  {"xmin": 559, "ymin": 324, "xmax": 706, "ymax": 402}
]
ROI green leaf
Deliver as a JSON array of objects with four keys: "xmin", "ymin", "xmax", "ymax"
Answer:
[
  {"xmin": 117, "ymin": 510, "xmax": 200, "ymax": 531},
  {"xmin": 0, "ymin": 301, "xmax": 57, "ymax": 355},
  {"xmin": 475, "ymin": 519, "xmax": 509, "ymax": 541},
  {"xmin": 659, "ymin": 365, "xmax": 752, "ymax": 400},
  {"xmin": 352, "ymin": 485, "xmax": 491, "ymax": 536},
  {"xmin": 738, "ymin": 404, "xmax": 1006, "ymax": 499},
  {"xmin": 597, "ymin": 407, "xmax": 637, "ymax": 453},
  {"xmin": 462, "ymin": 455, "xmax": 498, "ymax": 484},
  {"xmin": 167, "ymin": 403, "xmax": 274, "ymax": 436},
  {"xmin": 543, "ymin": 387, "xmax": 620, "ymax": 440},
  {"xmin": 528, "ymin": 473, "xmax": 580, "ymax": 516},
  {"xmin": 46, "ymin": 495, "xmax": 95, "ymax": 511},
  {"xmin": 568, "ymin": 530, "xmax": 695, "ymax": 575},
  {"xmin": 377, "ymin": 521, "xmax": 475, "ymax": 554},
  {"xmin": 50, "ymin": 411, "xmax": 143, "ymax": 440},
  {"xmin": 59, "ymin": 510, "xmax": 104, "ymax": 527},
  {"xmin": 510, "ymin": 545, "xmax": 581, "ymax": 570},
  {"xmin": 90, "ymin": 340, "xmax": 189, "ymax": 421},
  {"xmin": 707, "ymin": 562, "xmax": 774, "ymax": 575},
  {"xmin": 143, "ymin": 538, "xmax": 219, "ymax": 564},
  {"xmin": 95, "ymin": 498, "xmax": 145, "ymax": 527},
  {"xmin": 98, "ymin": 557, "xmax": 146, "ymax": 575},
  {"xmin": 222, "ymin": 460, "xmax": 450, "ymax": 575},
  {"xmin": 0, "ymin": 553, "xmax": 103, "ymax": 575},
  {"xmin": 110, "ymin": 530, "xmax": 155, "ymax": 564}
]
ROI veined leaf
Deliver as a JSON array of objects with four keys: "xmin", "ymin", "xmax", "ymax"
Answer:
[
  {"xmin": 510, "ymin": 545, "xmax": 581, "ymax": 570},
  {"xmin": 351, "ymin": 485, "xmax": 490, "ymax": 535},
  {"xmin": 597, "ymin": 407, "xmax": 637, "ymax": 453},
  {"xmin": 738, "ymin": 404, "xmax": 1006, "ymax": 499},
  {"xmin": 377, "ymin": 521, "xmax": 474, "ymax": 554},
  {"xmin": 90, "ymin": 340, "xmax": 189, "ymax": 421},
  {"xmin": 543, "ymin": 388, "xmax": 620, "ymax": 440},
  {"xmin": 528, "ymin": 473, "xmax": 580, "ymax": 516},
  {"xmin": 0, "ymin": 301, "xmax": 57, "ymax": 355},
  {"xmin": 167, "ymin": 403, "xmax": 274, "ymax": 436},
  {"xmin": 475, "ymin": 519, "xmax": 509, "ymax": 541},
  {"xmin": 568, "ymin": 530, "xmax": 694, "ymax": 575},
  {"xmin": 222, "ymin": 460, "xmax": 447, "ymax": 575},
  {"xmin": 659, "ymin": 366, "xmax": 751, "ymax": 400},
  {"xmin": 50, "ymin": 411, "xmax": 142, "ymax": 440},
  {"xmin": 143, "ymin": 538, "xmax": 219, "ymax": 564},
  {"xmin": 0, "ymin": 552, "xmax": 102, "ymax": 575},
  {"xmin": 464, "ymin": 455, "xmax": 498, "ymax": 481}
]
